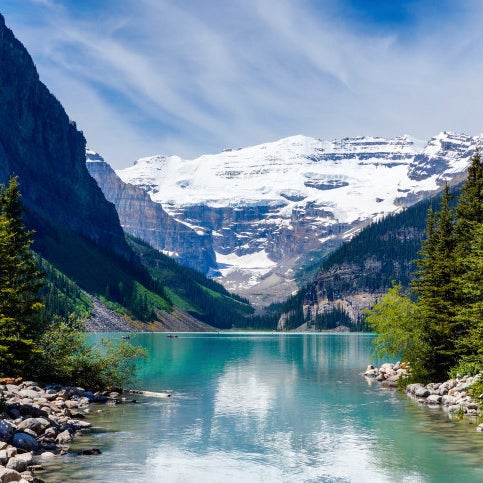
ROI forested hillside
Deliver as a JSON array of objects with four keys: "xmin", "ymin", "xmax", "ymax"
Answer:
[
  {"xmin": 368, "ymin": 153, "xmax": 483, "ymax": 382},
  {"xmin": 257, "ymin": 188, "xmax": 453, "ymax": 331}
]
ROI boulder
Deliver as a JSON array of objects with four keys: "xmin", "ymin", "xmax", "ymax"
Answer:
[
  {"xmin": 17, "ymin": 390, "xmax": 39, "ymax": 401},
  {"xmin": 55, "ymin": 430, "xmax": 73, "ymax": 445},
  {"xmin": 16, "ymin": 419, "xmax": 42, "ymax": 435},
  {"xmin": 426, "ymin": 394, "xmax": 442, "ymax": 405},
  {"xmin": 414, "ymin": 386, "xmax": 430, "ymax": 398},
  {"xmin": 6, "ymin": 456, "xmax": 27, "ymax": 473},
  {"xmin": 11, "ymin": 433, "xmax": 39, "ymax": 452},
  {"xmin": 0, "ymin": 421, "xmax": 15, "ymax": 443},
  {"xmin": 67, "ymin": 420, "xmax": 91, "ymax": 430},
  {"xmin": 0, "ymin": 449, "xmax": 7, "ymax": 465},
  {"xmin": 0, "ymin": 466, "xmax": 22, "ymax": 482},
  {"xmin": 441, "ymin": 395, "xmax": 458, "ymax": 406}
]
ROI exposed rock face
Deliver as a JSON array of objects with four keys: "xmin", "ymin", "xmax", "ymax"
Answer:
[
  {"xmin": 86, "ymin": 151, "xmax": 216, "ymax": 274},
  {"xmin": 408, "ymin": 132, "xmax": 475, "ymax": 182},
  {"xmin": 117, "ymin": 133, "xmax": 478, "ymax": 305},
  {"xmin": 0, "ymin": 14, "xmax": 132, "ymax": 260}
]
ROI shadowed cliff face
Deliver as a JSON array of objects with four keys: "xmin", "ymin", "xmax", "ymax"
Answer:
[
  {"xmin": 86, "ymin": 154, "xmax": 217, "ymax": 274},
  {"xmin": 0, "ymin": 14, "xmax": 132, "ymax": 260}
]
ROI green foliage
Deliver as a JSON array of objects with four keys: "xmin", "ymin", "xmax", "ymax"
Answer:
[
  {"xmin": 37, "ymin": 256, "xmax": 92, "ymax": 320},
  {"xmin": 365, "ymin": 284, "xmax": 423, "ymax": 361},
  {"xmin": 449, "ymin": 360, "xmax": 483, "ymax": 378},
  {"xmin": 368, "ymin": 151, "xmax": 483, "ymax": 383},
  {"xmin": 128, "ymin": 236, "xmax": 253, "ymax": 329},
  {"xmin": 312, "ymin": 306, "xmax": 353, "ymax": 331},
  {"xmin": 0, "ymin": 177, "xmax": 44, "ymax": 374},
  {"xmin": 34, "ymin": 321, "xmax": 147, "ymax": 389},
  {"xmin": 469, "ymin": 377, "xmax": 483, "ymax": 400},
  {"xmin": 411, "ymin": 184, "xmax": 463, "ymax": 381}
]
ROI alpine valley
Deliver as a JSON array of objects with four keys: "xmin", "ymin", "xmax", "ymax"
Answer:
[
  {"xmin": 88, "ymin": 132, "xmax": 478, "ymax": 307},
  {"xmin": 0, "ymin": 10, "xmax": 479, "ymax": 332}
]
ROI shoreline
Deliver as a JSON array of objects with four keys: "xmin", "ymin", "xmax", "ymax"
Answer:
[
  {"xmin": 364, "ymin": 363, "xmax": 483, "ymax": 432},
  {"xmin": 0, "ymin": 377, "xmax": 138, "ymax": 482}
]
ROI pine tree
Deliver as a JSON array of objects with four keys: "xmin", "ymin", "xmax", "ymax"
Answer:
[
  {"xmin": 0, "ymin": 177, "xmax": 44, "ymax": 373},
  {"xmin": 411, "ymin": 184, "xmax": 460, "ymax": 380},
  {"xmin": 453, "ymin": 150, "xmax": 483, "ymax": 365}
]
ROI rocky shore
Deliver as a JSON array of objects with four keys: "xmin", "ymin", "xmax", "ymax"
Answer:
[
  {"xmin": 0, "ymin": 377, "xmax": 130, "ymax": 482},
  {"xmin": 364, "ymin": 363, "xmax": 483, "ymax": 432}
]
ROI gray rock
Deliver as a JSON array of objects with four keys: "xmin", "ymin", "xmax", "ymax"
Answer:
[
  {"xmin": 441, "ymin": 395, "xmax": 458, "ymax": 406},
  {"xmin": 414, "ymin": 386, "xmax": 430, "ymax": 398},
  {"xmin": 6, "ymin": 456, "xmax": 27, "ymax": 473},
  {"xmin": 15, "ymin": 419, "xmax": 42, "ymax": 435},
  {"xmin": 406, "ymin": 383, "xmax": 424, "ymax": 395},
  {"xmin": 426, "ymin": 394, "xmax": 442, "ymax": 405},
  {"xmin": 454, "ymin": 382, "xmax": 473, "ymax": 392},
  {"xmin": 0, "ymin": 466, "xmax": 22, "ymax": 482},
  {"xmin": 11, "ymin": 433, "xmax": 39, "ymax": 452},
  {"xmin": 6, "ymin": 447, "xmax": 17, "ymax": 459},
  {"xmin": 477, "ymin": 424, "xmax": 483, "ymax": 432},
  {"xmin": 55, "ymin": 430, "xmax": 73, "ymax": 445},
  {"xmin": 67, "ymin": 420, "xmax": 91, "ymax": 429},
  {"xmin": 17, "ymin": 390, "xmax": 39, "ymax": 400}
]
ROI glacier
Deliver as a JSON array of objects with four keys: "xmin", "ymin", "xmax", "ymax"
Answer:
[{"xmin": 109, "ymin": 131, "xmax": 478, "ymax": 306}]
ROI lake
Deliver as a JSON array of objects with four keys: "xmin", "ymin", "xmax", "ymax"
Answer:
[{"xmin": 42, "ymin": 333, "xmax": 483, "ymax": 482}]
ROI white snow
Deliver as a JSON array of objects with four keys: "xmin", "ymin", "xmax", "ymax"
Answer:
[{"xmin": 112, "ymin": 131, "xmax": 479, "ymax": 296}]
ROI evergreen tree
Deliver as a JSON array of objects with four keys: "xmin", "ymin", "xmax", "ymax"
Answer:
[
  {"xmin": 0, "ymin": 177, "xmax": 44, "ymax": 373},
  {"xmin": 411, "ymin": 184, "xmax": 461, "ymax": 380},
  {"xmin": 453, "ymin": 151, "xmax": 483, "ymax": 365},
  {"xmin": 455, "ymin": 149, "xmax": 483, "ymax": 231},
  {"xmin": 455, "ymin": 223, "xmax": 483, "ymax": 365}
]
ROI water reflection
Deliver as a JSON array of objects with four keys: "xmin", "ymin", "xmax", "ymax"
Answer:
[{"xmin": 41, "ymin": 333, "xmax": 483, "ymax": 482}]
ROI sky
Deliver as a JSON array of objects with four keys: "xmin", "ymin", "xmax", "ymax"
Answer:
[{"xmin": 3, "ymin": 0, "xmax": 483, "ymax": 168}]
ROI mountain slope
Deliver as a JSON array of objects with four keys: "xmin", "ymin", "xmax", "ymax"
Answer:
[
  {"xmin": 274, "ymin": 191, "xmax": 452, "ymax": 331},
  {"xmin": 86, "ymin": 150, "xmax": 217, "ymax": 274},
  {"xmin": 0, "ymin": 14, "xmax": 131, "ymax": 262},
  {"xmin": 116, "ymin": 132, "xmax": 478, "ymax": 305},
  {"xmin": 0, "ymin": 13, "xmax": 251, "ymax": 331}
]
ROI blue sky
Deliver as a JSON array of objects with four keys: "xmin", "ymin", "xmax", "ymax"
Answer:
[{"xmin": 2, "ymin": 0, "xmax": 483, "ymax": 168}]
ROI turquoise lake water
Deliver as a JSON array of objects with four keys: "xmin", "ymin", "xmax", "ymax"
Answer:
[{"xmin": 42, "ymin": 333, "xmax": 483, "ymax": 482}]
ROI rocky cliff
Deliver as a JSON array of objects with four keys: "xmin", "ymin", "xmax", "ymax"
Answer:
[
  {"xmin": 86, "ymin": 150, "xmax": 216, "ymax": 274},
  {"xmin": 0, "ymin": 14, "xmax": 132, "ymax": 261},
  {"xmin": 277, "ymin": 195, "xmax": 435, "ymax": 329}
]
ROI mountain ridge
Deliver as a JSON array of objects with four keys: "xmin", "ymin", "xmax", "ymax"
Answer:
[{"xmin": 102, "ymin": 131, "xmax": 478, "ymax": 305}]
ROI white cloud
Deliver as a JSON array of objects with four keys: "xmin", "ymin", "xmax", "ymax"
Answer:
[{"xmin": 4, "ymin": 0, "xmax": 483, "ymax": 167}]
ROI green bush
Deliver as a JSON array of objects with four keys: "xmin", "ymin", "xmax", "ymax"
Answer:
[
  {"xmin": 449, "ymin": 360, "xmax": 483, "ymax": 378},
  {"xmin": 33, "ymin": 320, "xmax": 147, "ymax": 390},
  {"xmin": 469, "ymin": 376, "xmax": 483, "ymax": 401}
]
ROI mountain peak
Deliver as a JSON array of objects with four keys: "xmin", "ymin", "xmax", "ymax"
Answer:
[{"xmin": 112, "ymin": 131, "xmax": 476, "ymax": 304}]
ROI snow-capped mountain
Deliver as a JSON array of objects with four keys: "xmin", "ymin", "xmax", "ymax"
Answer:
[
  {"xmin": 86, "ymin": 149, "xmax": 216, "ymax": 273},
  {"xmin": 113, "ymin": 131, "xmax": 478, "ymax": 306}
]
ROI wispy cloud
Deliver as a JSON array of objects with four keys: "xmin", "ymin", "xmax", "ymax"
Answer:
[{"xmin": 3, "ymin": 0, "xmax": 483, "ymax": 167}]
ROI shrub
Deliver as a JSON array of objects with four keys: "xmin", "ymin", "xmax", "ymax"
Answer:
[
  {"xmin": 33, "ymin": 320, "xmax": 147, "ymax": 390},
  {"xmin": 449, "ymin": 360, "xmax": 483, "ymax": 378}
]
